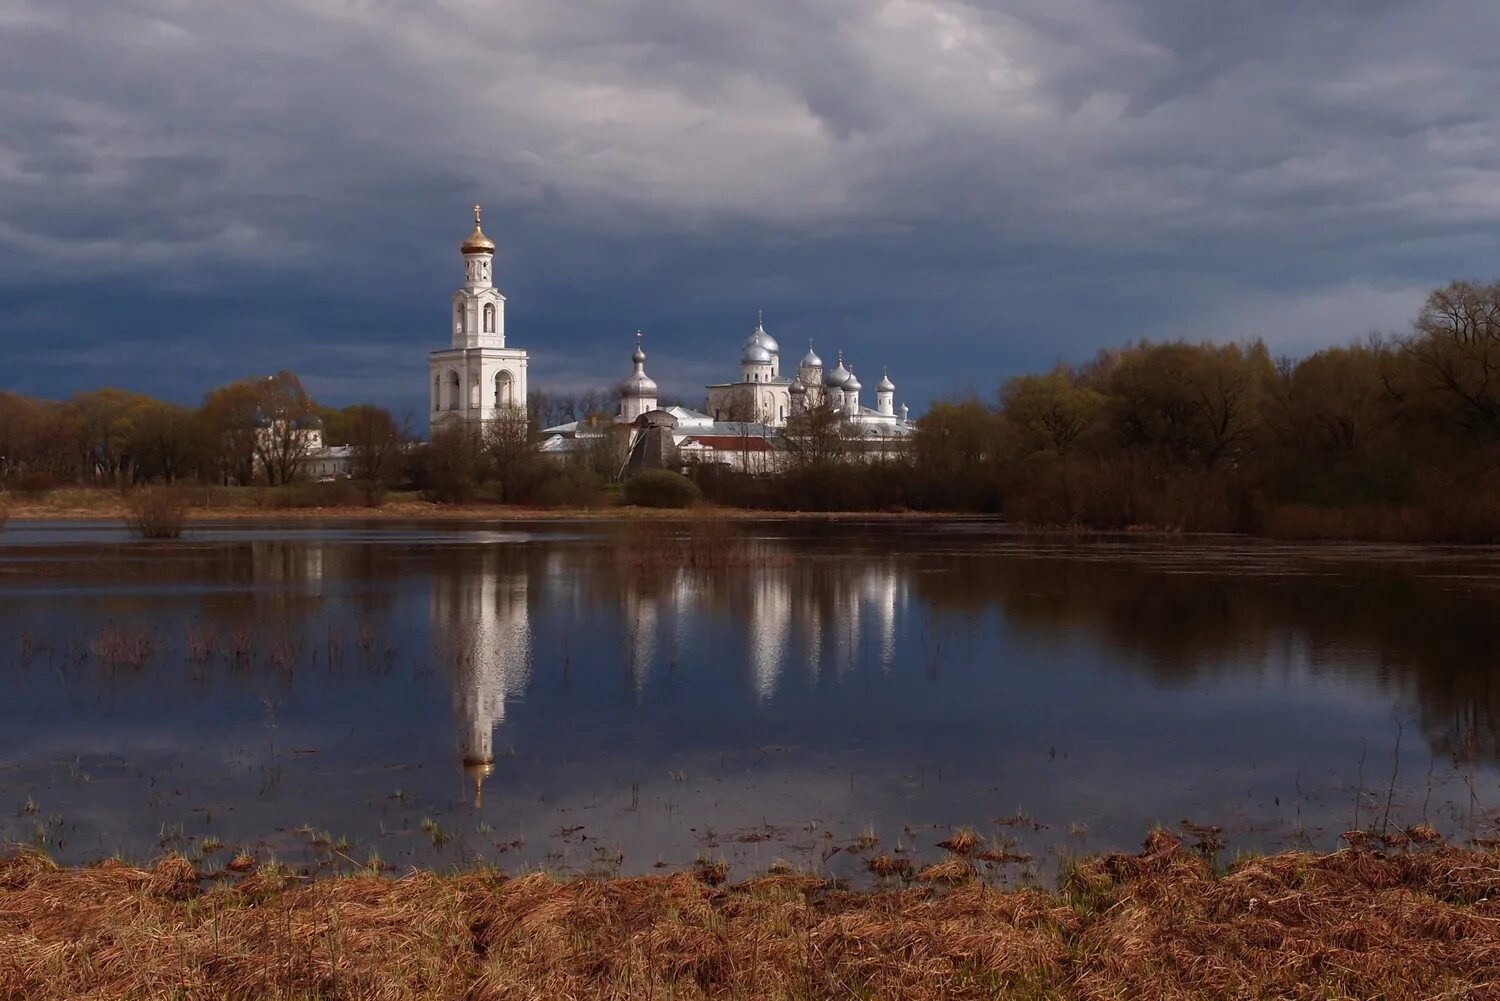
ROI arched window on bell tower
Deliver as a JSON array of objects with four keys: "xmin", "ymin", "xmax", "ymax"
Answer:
[
  {"xmin": 496, "ymin": 370, "xmax": 514, "ymax": 408},
  {"xmin": 433, "ymin": 373, "xmax": 441, "ymax": 410},
  {"xmin": 483, "ymin": 303, "xmax": 495, "ymax": 333},
  {"xmin": 455, "ymin": 305, "xmax": 465, "ymax": 336},
  {"xmin": 447, "ymin": 370, "xmax": 461, "ymax": 410}
]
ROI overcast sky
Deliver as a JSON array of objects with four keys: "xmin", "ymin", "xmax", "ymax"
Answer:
[{"xmin": 3, "ymin": 0, "xmax": 1497, "ymax": 421}]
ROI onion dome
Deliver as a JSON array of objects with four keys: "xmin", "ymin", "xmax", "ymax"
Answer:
[
  {"xmin": 620, "ymin": 331, "xmax": 658, "ymax": 398},
  {"xmin": 824, "ymin": 351, "xmax": 851, "ymax": 388},
  {"xmin": 877, "ymin": 368, "xmax": 895, "ymax": 392},
  {"xmin": 789, "ymin": 380, "xmax": 806, "ymax": 395},
  {"xmin": 293, "ymin": 412, "xmax": 323, "ymax": 430},
  {"xmin": 460, "ymin": 204, "xmax": 496, "ymax": 255},
  {"xmin": 844, "ymin": 370, "xmax": 862, "ymax": 392},
  {"xmin": 800, "ymin": 340, "xmax": 823, "ymax": 369},
  {"xmin": 745, "ymin": 309, "xmax": 779, "ymax": 356},
  {"xmin": 742, "ymin": 341, "xmax": 773, "ymax": 365}
]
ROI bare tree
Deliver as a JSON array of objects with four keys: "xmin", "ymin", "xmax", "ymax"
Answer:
[
  {"xmin": 1403, "ymin": 280, "xmax": 1500, "ymax": 433},
  {"xmin": 782, "ymin": 401, "xmax": 851, "ymax": 469},
  {"xmin": 482, "ymin": 404, "xmax": 543, "ymax": 502},
  {"xmin": 343, "ymin": 405, "xmax": 405, "ymax": 484},
  {"xmin": 252, "ymin": 371, "xmax": 317, "ymax": 485}
]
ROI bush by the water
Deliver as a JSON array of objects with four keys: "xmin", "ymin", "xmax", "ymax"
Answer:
[
  {"xmin": 623, "ymin": 470, "xmax": 701, "ymax": 508},
  {"xmin": 125, "ymin": 487, "xmax": 190, "ymax": 539}
]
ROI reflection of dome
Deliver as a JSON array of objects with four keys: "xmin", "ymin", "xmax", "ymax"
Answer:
[
  {"xmin": 742, "ymin": 342, "xmax": 773, "ymax": 365},
  {"xmin": 824, "ymin": 354, "xmax": 850, "ymax": 387},
  {"xmin": 461, "ymin": 204, "xmax": 496, "ymax": 255},
  {"xmin": 464, "ymin": 760, "xmax": 493, "ymax": 807}
]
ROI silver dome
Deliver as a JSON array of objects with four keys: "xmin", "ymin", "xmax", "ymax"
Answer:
[
  {"xmin": 844, "ymin": 371, "xmax": 862, "ymax": 391},
  {"xmin": 742, "ymin": 341, "xmax": 773, "ymax": 365},
  {"xmin": 747, "ymin": 311, "xmax": 779, "ymax": 355},
  {"xmin": 824, "ymin": 352, "xmax": 850, "ymax": 387},
  {"xmin": 621, "ymin": 332, "xmax": 657, "ymax": 398},
  {"xmin": 800, "ymin": 340, "xmax": 823, "ymax": 369},
  {"xmin": 620, "ymin": 372, "xmax": 657, "ymax": 398},
  {"xmin": 789, "ymin": 380, "xmax": 806, "ymax": 394},
  {"xmin": 877, "ymin": 369, "xmax": 895, "ymax": 392}
]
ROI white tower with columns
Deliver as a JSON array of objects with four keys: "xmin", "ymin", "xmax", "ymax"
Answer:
[{"xmin": 429, "ymin": 206, "xmax": 529, "ymax": 429}]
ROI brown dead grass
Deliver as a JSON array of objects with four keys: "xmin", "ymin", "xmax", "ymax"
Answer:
[
  {"xmin": 937, "ymin": 826, "xmax": 983, "ymax": 855},
  {"xmin": 6, "ymin": 488, "xmax": 981, "ymax": 523},
  {"xmin": 5, "ymin": 834, "xmax": 1500, "ymax": 999}
]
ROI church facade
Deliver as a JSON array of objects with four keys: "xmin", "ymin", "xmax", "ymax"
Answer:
[
  {"xmin": 428, "ymin": 207, "xmax": 529, "ymax": 428},
  {"xmin": 427, "ymin": 208, "xmax": 914, "ymax": 469},
  {"xmin": 704, "ymin": 312, "xmax": 909, "ymax": 429}
]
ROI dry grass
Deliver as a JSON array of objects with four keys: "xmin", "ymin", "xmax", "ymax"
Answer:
[
  {"xmin": 6, "ymin": 487, "xmax": 976, "ymax": 522},
  {"xmin": 866, "ymin": 854, "xmax": 911, "ymax": 878},
  {"xmin": 937, "ymin": 827, "xmax": 983, "ymax": 855},
  {"xmin": 5, "ymin": 834, "xmax": 1500, "ymax": 999}
]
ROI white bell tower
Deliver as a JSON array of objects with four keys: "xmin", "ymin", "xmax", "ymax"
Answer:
[{"xmin": 429, "ymin": 205, "xmax": 529, "ymax": 428}]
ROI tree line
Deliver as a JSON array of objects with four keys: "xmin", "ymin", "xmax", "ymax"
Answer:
[
  {"xmin": 7, "ymin": 278, "xmax": 1500, "ymax": 538},
  {"xmin": 0, "ymin": 371, "xmax": 407, "ymax": 490},
  {"xmin": 705, "ymin": 278, "xmax": 1500, "ymax": 540}
]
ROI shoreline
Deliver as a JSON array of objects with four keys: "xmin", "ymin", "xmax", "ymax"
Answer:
[
  {"xmin": 2, "ymin": 500, "xmax": 996, "ymax": 523},
  {"xmin": 3, "ymin": 832, "xmax": 1496, "ymax": 998}
]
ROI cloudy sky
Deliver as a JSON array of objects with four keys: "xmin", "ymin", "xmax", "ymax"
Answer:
[{"xmin": 3, "ymin": 0, "xmax": 1497, "ymax": 422}]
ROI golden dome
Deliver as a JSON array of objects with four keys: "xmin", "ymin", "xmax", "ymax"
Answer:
[{"xmin": 461, "ymin": 204, "xmax": 496, "ymax": 255}]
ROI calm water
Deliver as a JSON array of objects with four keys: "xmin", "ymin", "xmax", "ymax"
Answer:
[{"xmin": 2, "ymin": 517, "xmax": 1499, "ymax": 883}]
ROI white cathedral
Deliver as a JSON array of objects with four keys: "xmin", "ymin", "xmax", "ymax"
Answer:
[{"xmin": 429, "ymin": 208, "xmax": 914, "ymax": 465}]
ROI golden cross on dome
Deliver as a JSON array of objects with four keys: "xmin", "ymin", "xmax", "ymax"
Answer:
[{"xmin": 473, "ymin": 204, "xmax": 482, "ymax": 225}]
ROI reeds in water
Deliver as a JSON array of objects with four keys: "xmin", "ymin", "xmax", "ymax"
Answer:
[
  {"xmin": 124, "ymin": 487, "xmax": 191, "ymax": 539},
  {"xmin": 612, "ymin": 514, "xmax": 762, "ymax": 572}
]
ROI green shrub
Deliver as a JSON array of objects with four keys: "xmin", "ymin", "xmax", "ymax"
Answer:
[{"xmin": 623, "ymin": 470, "xmax": 702, "ymax": 509}]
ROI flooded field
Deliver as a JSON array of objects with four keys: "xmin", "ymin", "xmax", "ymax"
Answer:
[{"xmin": 2, "ymin": 517, "xmax": 1498, "ymax": 883}]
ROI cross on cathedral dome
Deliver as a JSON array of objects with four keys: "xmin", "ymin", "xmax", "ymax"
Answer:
[{"xmin": 461, "ymin": 204, "xmax": 496, "ymax": 255}]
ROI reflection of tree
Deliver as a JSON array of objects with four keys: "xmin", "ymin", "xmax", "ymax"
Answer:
[{"xmin": 908, "ymin": 547, "xmax": 1500, "ymax": 763}]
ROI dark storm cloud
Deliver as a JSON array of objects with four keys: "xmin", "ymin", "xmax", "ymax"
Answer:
[{"xmin": 3, "ymin": 0, "xmax": 1499, "ymax": 418}]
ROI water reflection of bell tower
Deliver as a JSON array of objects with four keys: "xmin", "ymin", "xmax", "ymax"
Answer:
[
  {"xmin": 748, "ymin": 572, "xmax": 791, "ymax": 700},
  {"xmin": 430, "ymin": 554, "xmax": 533, "ymax": 777}
]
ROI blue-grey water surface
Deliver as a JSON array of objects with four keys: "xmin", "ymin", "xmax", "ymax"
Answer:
[{"xmin": 2, "ymin": 517, "xmax": 1498, "ymax": 883}]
